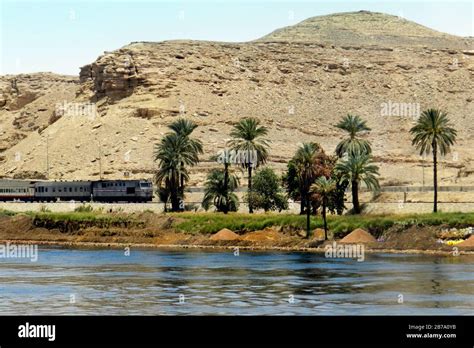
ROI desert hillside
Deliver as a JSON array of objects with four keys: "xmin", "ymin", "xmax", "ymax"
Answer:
[{"xmin": 0, "ymin": 11, "xmax": 473, "ymax": 189}]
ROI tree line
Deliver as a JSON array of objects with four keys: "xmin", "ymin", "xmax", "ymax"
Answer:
[{"xmin": 154, "ymin": 109, "xmax": 457, "ymax": 238}]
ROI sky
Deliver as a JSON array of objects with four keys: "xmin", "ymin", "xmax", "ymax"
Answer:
[{"xmin": 0, "ymin": 0, "xmax": 473, "ymax": 75}]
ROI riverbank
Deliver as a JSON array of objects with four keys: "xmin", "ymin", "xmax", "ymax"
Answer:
[
  {"xmin": 1, "ymin": 239, "xmax": 473, "ymax": 256},
  {"xmin": 0, "ymin": 210, "xmax": 473, "ymax": 254}
]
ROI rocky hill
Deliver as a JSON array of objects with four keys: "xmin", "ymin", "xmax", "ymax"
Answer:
[
  {"xmin": 0, "ymin": 11, "xmax": 473, "ymax": 189},
  {"xmin": 260, "ymin": 11, "xmax": 473, "ymax": 49}
]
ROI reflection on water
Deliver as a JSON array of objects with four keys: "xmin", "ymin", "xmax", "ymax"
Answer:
[{"xmin": 0, "ymin": 248, "xmax": 473, "ymax": 315}]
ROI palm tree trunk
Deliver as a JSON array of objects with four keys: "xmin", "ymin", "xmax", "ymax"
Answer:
[
  {"xmin": 171, "ymin": 189, "xmax": 179, "ymax": 212},
  {"xmin": 322, "ymin": 200, "xmax": 328, "ymax": 240},
  {"xmin": 306, "ymin": 193, "xmax": 311, "ymax": 238},
  {"xmin": 171, "ymin": 174, "xmax": 180, "ymax": 212},
  {"xmin": 352, "ymin": 180, "xmax": 360, "ymax": 214},
  {"xmin": 433, "ymin": 141, "xmax": 438, "ymax": 213},
  {"xmin": 299, "ymin": 185, "xmax": 305, "ymax": 214},
  {"xmin": 248, "ymin": 165, "xmax": 253, "ymax": 214},
  {"xmin": 223, "ymin": 162, "xmax": 229, "ymax": 214}
]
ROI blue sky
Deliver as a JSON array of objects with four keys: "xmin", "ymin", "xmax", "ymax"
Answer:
[{"xmin": 1, "ymin": 0, "xmax": 473, "ymax": 75}]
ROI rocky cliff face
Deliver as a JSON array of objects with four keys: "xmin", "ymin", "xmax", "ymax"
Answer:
[
  {"xmin": 0, "ymin": 11, "xmax": 473, "ymax": 186},
  {"xmin": 0, "ymin": 73, "xmax": 78, "ymax": 164}
]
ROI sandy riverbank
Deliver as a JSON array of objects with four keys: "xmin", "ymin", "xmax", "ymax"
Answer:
[
  {"xmin": 0, "ymin": 211, "xmax": 473, "ymax": 255},
  {"xmin": 0, "ymin": 238, "xmax": 473, "ymax": 257}
]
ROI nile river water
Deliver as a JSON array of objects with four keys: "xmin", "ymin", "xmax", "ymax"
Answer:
[{"xmin": 0, "ymin": 247, "xmax": 473, "ymax": 315}]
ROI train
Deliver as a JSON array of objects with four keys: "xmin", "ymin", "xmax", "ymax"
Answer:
[{"xmin": 0, "ymin": 179, "xmax": 153, "ymax": 202}]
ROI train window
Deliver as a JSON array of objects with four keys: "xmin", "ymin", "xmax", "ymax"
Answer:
[
  {"xmin": 58, "ymin": 188, "xmax": 62, "ymax": 192},
  {"xmin": 102, "ymin": 183, "xmax": 106, "ymax": 188},
  {"xmin": 80, "ymin": 187, "xmax": 83, "ymax": 192},
  {"xmin": 69, "ymin": 187, "xmax": 72, "ymax": 192},
  {"xmin": 46, "ymin": 188, "xmax": 48, "ymax": 193},
  {"xmin": 74, "ymin": 187, "xmax": 77, "ymax": 192},
  {"xmin": 53, "ymin": 188, "xmax": 56, "ymax": 192}
]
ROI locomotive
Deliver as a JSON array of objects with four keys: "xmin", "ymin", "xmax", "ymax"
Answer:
[{"xmin": 0, "ymin": 179, "xmax": 153, "ymax": 202}]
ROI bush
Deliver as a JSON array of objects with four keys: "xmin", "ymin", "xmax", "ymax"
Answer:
[
  {"xmin": 247, "ymin": 167, "xmax": 288, "ymax": 212},
  {"xmin": 74, "ymin": 204, "xmax": 94, "ymax": 213}
]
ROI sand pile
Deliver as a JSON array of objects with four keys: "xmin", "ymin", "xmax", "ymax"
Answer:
[
  {"xmin": 209, "ymin": 228, "xmax": 240, "ymax": 241},
  {"xmin": 457, "ymin": 235, "xmax": 474, "ymax": 247},
  {"xmin": 312, "ymin": 228, "xmax": 326, "ymax": 241},
  {"xmin": 241, "ymin": 227, "xmax": 282, "ymax": 242},
  {"xmin": 340, "ymin": 228, "xmax": 376, "ymax": 244}
]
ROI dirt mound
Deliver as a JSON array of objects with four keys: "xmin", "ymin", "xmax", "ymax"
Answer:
[
  {"xmin": 374, "ymin": 226, "xmax": 443, "ymax": 250},
  {"xmin": 209, "ymin": 228, "xmax": 239, "ymax": 241},
  {"xmin": 312, "ymin": 228, "xmax": 326, "ymax": 241},
  {"xmin": 457, "ymin": 235, "xmax": 474, "ymax": 247},
  {"xmin": 340, "ymin": 228, "xmax": 376, "ymax": 244},
  {"xmin": 242, "ymin": 227, "xmax": 282, "ymax": 242},
  {"xmin": 0, "ymin": 215, "xmax": 34, "ymax": 234}
]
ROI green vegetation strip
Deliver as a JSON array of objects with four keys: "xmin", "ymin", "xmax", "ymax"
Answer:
[
  {"xmin": 31, "ymin": 212, "xmax": 144, "ymax": 232},
  {"xmin": 170, "ymin": 212, "xmax": 474, "ymax": 237}
]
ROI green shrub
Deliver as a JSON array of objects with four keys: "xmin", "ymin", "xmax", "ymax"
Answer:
[{"xmin": 74, "ymin": 204, "xmax": 94, "ymax": 213}]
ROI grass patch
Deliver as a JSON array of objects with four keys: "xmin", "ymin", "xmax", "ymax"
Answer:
[
  {"xmin": 0, "ymin": 209, "xmax": 17, "ymax": 217},
  {"xmin": 169, "ymin": 211, "xmax": 474, "ymax": 237},
  {"xmin": 31, "ymin": 211, "xmax": 145, "ymax": 232}
]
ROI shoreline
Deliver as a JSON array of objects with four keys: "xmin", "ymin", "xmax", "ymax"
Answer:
[{"xmin": 1, "ymin": 238, "xmax": 473, "ymax": 256}]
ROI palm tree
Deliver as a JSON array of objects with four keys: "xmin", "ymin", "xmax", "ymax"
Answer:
[
  {"xmin": 335, "ymin": 114, "xmax": 372, "ymax": 157},
  {"xmin": 202, "ymin": 169, "xmax": 240, "ymax": 212},
  {"xmin": 335, "ymin": 153, "xmax": 380, "ymax": 214},
  {"xmin": 410, "ymin": 109, "xmax": 457, "ymax": 213},
  {"xmin": 311, "ymin": 177, "xmax": 336, "ymax": 240},
  {"xmin": 168, "ymin": 118, "xmax": 203, "ymax": 194},
  {"xmin": 292, "ymin": 143, "xmax": 332, "ymax": 237},
  {"xmin": 154, "ymin": 133, "xmax": 199, "ymax": 212},
  {"xmin": 228, "ymin": 118, "xmax": 270, "ymax": 213}
]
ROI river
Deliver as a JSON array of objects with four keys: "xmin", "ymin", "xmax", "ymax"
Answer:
[{"xmin": 0, "ymin": 247, "xmax": 472, "ymax": 315}]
